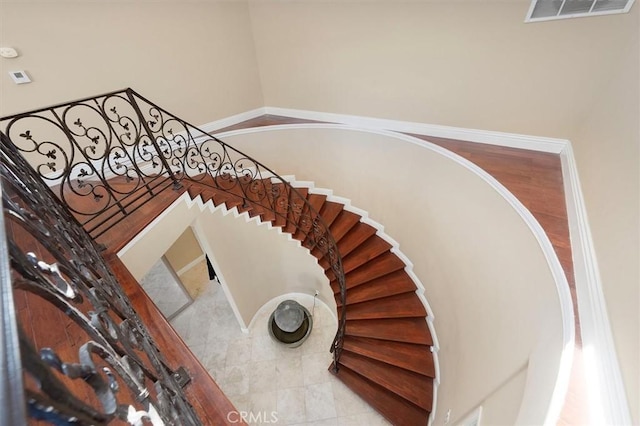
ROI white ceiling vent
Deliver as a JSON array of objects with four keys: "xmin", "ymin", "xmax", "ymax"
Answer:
[{"xmin": 526, "ymin": 0, "xmax": 635, "ymax": 22}]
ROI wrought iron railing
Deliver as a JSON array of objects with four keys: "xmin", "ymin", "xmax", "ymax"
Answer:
[
  {"xmin": 0, "ymin": 132, "xmax": 200, "ymax": 424},
  {"xmin": 0, "ymin": 89, "xmax": 348, "ymax": 421}
]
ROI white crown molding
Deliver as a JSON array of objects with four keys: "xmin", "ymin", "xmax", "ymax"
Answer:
[
  {"xmin": 560, "ymin": 143, "xmax": 632, "ymax": 425},
  {"xmin": 260, "ymin": 106, "xmax": 569, "ymax": 154}
]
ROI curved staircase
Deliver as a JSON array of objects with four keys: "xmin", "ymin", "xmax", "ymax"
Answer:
[
  {"xmin": 1, "ymin": 88, "xmax": 437, "ymax": 425},
  {"xmin": 186, "ymin": 175, "xmax": 436, "ymax": 425}
]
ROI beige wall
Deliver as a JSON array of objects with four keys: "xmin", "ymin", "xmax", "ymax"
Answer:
[
  {"xmin": 248, "ymin": 3, "xmax": 639, "ymax": 420},
  {"xmin": 222, "ymin": 127, "xmax": 566, "ymax": 425},
  {"xmin": 0, "ymin": 1, "xmax": 263, "ymax": 123},
  {"xmin": 248, "ymin": 1, "xmax": 633, "ymax": 139},
  {"xmin": 571, "ymin": 7, "xmax": 639, "ymax": 421},
  {"xmin": 165, "ymin": 227, "xmax": 203, "ymax": 274},
  {"xmin": 193, "ymin": 206, "xmax": 334, "ymax": 328},
  {"xmin": 118, "ymin": 197, "xmax": 201, "ymax": 281}
]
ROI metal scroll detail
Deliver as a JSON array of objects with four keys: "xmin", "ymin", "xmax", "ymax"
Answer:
[
  {"xmin": 0, "ymin": 133, "xmax": 200, "ymax": 424},
  {"xmin": 0, "ymin": 90, "xmax": 181, "ymax": 238},
  {"xmin": 0, "ymin": 88, "xmax": 347, "ymax": 390}
]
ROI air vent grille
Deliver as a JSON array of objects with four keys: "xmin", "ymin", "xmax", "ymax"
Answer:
[{"xmin": 526, "ymin": 0, "xmax": 635, "ymax": 22}]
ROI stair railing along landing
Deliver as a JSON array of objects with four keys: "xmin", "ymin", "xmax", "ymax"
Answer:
[
  {"xmin": 0, "ymin": 131, "xmax": 201, "ymax": 424},
  {"xmin": 0, "ymin": 87, "xmax": 348, "ymax": 374}
]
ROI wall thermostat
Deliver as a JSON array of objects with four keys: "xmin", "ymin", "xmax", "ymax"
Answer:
[{"xmin": 9, "ymin": 70, "xmax": 31, "ymax": 84}]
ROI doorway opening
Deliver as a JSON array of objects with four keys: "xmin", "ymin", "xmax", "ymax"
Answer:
[{"xmin": 140, "ymin": 227, "xmax": 212, "ymax": 320}]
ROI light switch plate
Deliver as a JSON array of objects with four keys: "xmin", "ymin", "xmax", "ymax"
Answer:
[{"xmin": 9, "ymin": 70, "xmax": 31, "ymax": 84}]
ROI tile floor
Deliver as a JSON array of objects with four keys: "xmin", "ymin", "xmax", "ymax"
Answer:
[
  {"xmin": 139, "ymin": 259, "xmax": 191, "ymax": 318},
  {"xmin": 164, "ymin": 260, "xmax": 390, "ymax": 426}
]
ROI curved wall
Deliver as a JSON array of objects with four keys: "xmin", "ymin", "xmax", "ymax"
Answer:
[
  {"xmin": 192, "ymin": 205, "xmax": 335, "ymax": 329},
  {"xmin": 117, "ymin": 195, "xmax": 335, "ymax": 332},
  {"xmin": 219, "ymin": 125, "xmax": 570, "ymax": 425}
]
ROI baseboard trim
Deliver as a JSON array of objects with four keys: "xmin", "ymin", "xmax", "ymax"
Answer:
[
  {"xmin": 560, "ymin": 143, "xmax": 632, "ymax": 425},
  {"xmin": 175, "ymin": 254, "xmax": 206, "ymax": 277},
  {"xmin": 199, "ymin": 107, "xmax": 267, "ymax": 134},
  {"xmin": 259, "ymin": 106, "xmax": 569, "ymax": 154}
]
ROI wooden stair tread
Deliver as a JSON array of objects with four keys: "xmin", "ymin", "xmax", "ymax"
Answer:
[
  {"xmin": 328, "ymin": 210, "xmax": 361, "ymax": 242},
  {"xmin": 338, "ymin": 351, "xmax": 433, "ymax": 411},
  {"xmin": 342, "ymin": 336, "xmax": 435, "ymax": 377},
  {"xmin": 336, "ymin": 222, "xmax": 377, "ymax": 258},
  {"xmin": 187, "ymin": 185, "xmax": 202, "ymax": 199},
  {"xmin": 293, "ymin": 193, "xmax": 326, "ymax": 241},
  {"xmin": 270, "ymin": 182, "xmax": 289, "ymax": 227},
  {"xmin": 331, "ymin": 251, "xmax": 406, "ymax": 293},
  {"xmin": 345, "ymin": 318, "xmax": 433, "ymax": 345},
  {"xmin": 304, "ymin": 201, "xmax": 344, "ymax": 251},
  {"xmin": 212, "ymin": 190, "xmax": 244, "ymax": 210},
  {"xmin": 316, "ymin": 201, "xmax": 344, "ymax": 227},
  {"xmin": 340, "ymin": 236, "xmax": 393, "ymax": 274},
  {"xmin": 283, "ymin": 187, "xmax": 309, "ymax": 233},
  {"xmin": 339, "ymin": 270, "xmax": 417, "ymax": 306},
  {"xmin": 318, "ymin": 221, "xmax": 375, "ymax": 270},
  {"xmin": 338, "ymin": 293, "xmax": 427, "ymax": 320},
  {"xmin": 330, "ymin": 364, "xmax": 429, "ymax": 426}
]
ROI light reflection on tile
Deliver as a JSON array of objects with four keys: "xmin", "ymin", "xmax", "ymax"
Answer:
[
  {"xmin": 169, "ymin": 260, "xmax": 390, "ymax": 425},
  {"xmin": 305, "ymin": 382, "xmax": 337, "ymax": 422},
  {"xmin": 139, "ymin": 259, "xmax": 190, "ymax": 318}
]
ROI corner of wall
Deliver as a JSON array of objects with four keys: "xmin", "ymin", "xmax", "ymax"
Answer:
[{"xmin": 560, "ymin": 141, "xmax": 632, "ymax": 424}]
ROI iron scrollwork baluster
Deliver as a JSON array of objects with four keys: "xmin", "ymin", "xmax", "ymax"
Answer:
[
  {"xmin": 0, "ymin": 131, "xmax": 200, "ymax": 424},
  {"xmin": 125, "ymin": 89, "xmax": 183, "ymax": 192},
  {"xmin": 0, "ymin": 87, "xmax": 350, "ymax": 415}
]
